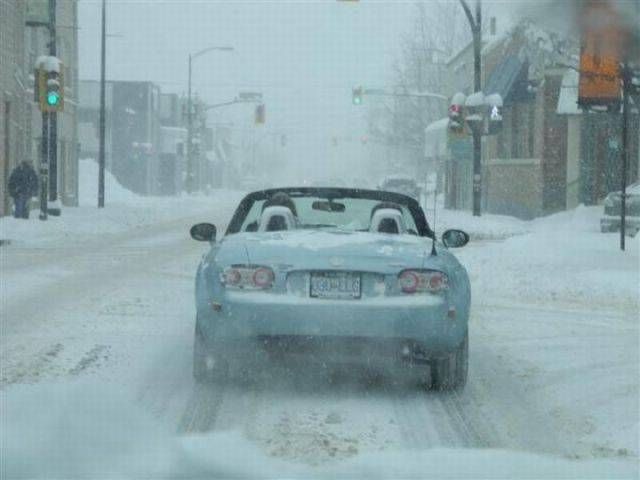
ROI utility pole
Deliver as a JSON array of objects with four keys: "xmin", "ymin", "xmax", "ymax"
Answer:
[
  {"xmin": 459, "ymin": 0, "xmax": 482, "ymax": 216},
  {"xmin": 98, "ymin": 0, "xmax": 106, "ymax": 208},
  {"xmin": 187, "ymin": 53, "xmax": 194, "ymax": 193},
  {"xmin": 48, "ymin": 0, "xmax": 59, "ymax": 211},
  {"xmin": 620, "ymin": 63, "xmax": 631, "ymax": 251}
]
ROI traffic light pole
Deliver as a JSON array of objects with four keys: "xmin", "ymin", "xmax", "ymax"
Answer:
[
  {"xmin": 48, "ymin": 0, "xmax": 59, "ymax": 206},
  {"xmin": 459, "ymin": 0, "xmax": 482, "ymax": 216},
  {"xmin": 39, "ymin": 112, "xmax": 49, "ymax": 221},
  {"xmin": 620, "ymin": 63, "xmax": 630, "ymax": 251}
]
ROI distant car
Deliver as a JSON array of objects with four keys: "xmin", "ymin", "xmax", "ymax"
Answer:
[
  {"xmin": 190, "ymin": 187, "xmax": 471, "ymax": 391},
  {"xmin": 600, "ymin": 181, "xmax": 640, "ymax": 237},
  {"xmin": 379, "ymin": 175, "xmax": 421, "ymax": 200}
]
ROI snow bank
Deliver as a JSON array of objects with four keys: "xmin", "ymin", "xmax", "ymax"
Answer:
[
  {"xmin": 456, "ymin": 205, "xmax": 639, "ymax": 311},
  {"xmin": 437, "ymin": 207, "xmax": 531, "ymax": 241},
  {"xmin": 78, "ymin": 158, "xmax": 139, "ymax": 206},
  {"xmin": 0, "ymin": 159, "xmax": 245, "ymax": 247},
  {"xmin": 1, "ymin": 380, "xmax": 636, "ymax": 479}
]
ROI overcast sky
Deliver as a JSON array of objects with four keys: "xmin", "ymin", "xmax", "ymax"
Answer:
[{"xmin": 77, "ymin": 1, "xmax": 526, "ymax": 180}]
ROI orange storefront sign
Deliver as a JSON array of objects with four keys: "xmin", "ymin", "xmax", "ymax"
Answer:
[{"xmin": 578, "ymin": 0, "xmax": 625, "ymax": 108}]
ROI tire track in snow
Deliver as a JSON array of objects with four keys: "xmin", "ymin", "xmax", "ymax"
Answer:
[
  {"xmin": 391, "ymin": 392, "xmax": 444, "ymax": 448},
  {"xmin": 1, "ymin": 343, "xmax": 64, "ymax": 386},
  {"xmin": 178, "ymin": 382, "xmax": 226, "ymax": 434}
]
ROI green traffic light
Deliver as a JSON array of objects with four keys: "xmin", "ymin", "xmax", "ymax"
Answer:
[
  {"xmin": 47, "ymin": 92, "xmax": 60, "ymax": 106},
  {"xmin": 352, "ymin": 87, "xmax": 363, "ymax": 105}
]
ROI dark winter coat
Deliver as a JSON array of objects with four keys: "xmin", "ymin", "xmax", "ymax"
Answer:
[{"xmin": 8, "ymin": 162, "xmax": 38, "ymax": 198}]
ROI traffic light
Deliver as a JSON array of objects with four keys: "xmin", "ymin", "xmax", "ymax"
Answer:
[
  {"xmin": 448, "ymin": 92, "xmax": 465, "ymax": 136},
  {"xmin": 352, "ymin": 86, "xmax": 363, "ymax": 105},
  {"xmin": 255, "ymin": 104, "xmax": 265, "ymax": 124},
  {"xmin": 37, "ymin": 67, "xmax": 64, "ymax": 113},
  {"xmin": 488, "ymin": 105, "xmax": 503, "ymax": 135},
  {"xmin": 486, "ymin": 93, "xmax": 503, "ymax": 135},
  {"xmin": 281, "ymin": 134, "xmax": 287, "ymax": 147}
]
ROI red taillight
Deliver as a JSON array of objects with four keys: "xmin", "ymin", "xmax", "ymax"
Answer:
[
  {"xmin": 398, "ymin": 270, "xmax": 448, "ymax": 294},
  {"xmin": 252, "ymin": 267, "xmax": 274, "ymax": 288},
  {"xmin": 399, "ymin": 271, "xmax": 420, "ymax": 293},
  {"xmin": 429, "ymin": 274, "xmax": 444, "ymax": 290},
  {"xmin": 222, "ymin": 266, "xmax": 274, "ymax": 290},
  {"xmin": 224, "ymin": 268, "xmax": 241, "ymax": 285}
]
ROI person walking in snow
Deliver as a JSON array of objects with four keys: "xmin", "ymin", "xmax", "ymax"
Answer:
[{"xmin": 8, "ymin": 160, "xmax": 39, "ymax": 219}]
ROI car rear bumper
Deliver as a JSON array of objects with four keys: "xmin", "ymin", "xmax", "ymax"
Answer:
[{"xmin": 197, "ymin": 290, "xmax": 467, "ymax": 359}]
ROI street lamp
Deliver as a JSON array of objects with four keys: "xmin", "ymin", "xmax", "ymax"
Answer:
[{"xmin": 186, "ymin": 46, "xmax": 234, "ymax": 193}]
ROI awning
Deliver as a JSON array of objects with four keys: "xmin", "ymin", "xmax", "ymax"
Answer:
[{"xmin": 484, "ymin": 54, "xmax": 529, "ymax": 105}]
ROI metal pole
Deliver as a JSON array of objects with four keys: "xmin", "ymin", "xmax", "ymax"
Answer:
[
  {"xmin": 472, "ymin": 0, "xmax": 482, "ymax": 216},
  {"xmin": 39, "ymin": 113, "xmax": 49, "ymax": 220},
  {"xmin": 186, "ymin": 54, "xmax": 193, "ymax": 193},
  {"xmin": 620, "ymin": 63, "xmax": 629, "ymax": 251},
  {"xmin": 98, "ymin": 0, "xmax": 106, "ymax": 207},
  {"xmin": 48, "ymin": 0, "xmax": 58, "ymax": 205}
]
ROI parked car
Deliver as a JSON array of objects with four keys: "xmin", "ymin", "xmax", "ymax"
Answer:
[
  {"xmin": 600, "ymin": 181, "xmax": 640, "ymax": 237},
  {"xmin": 379, "ymin": 175, "xmax": 421, "ymax": 200},
  {"xmin": 190, "ymin": 187, "xmax": 471, "ymax": 390}
]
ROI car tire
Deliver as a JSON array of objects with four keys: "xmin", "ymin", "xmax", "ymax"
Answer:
[
  {"xmin": 193, "ymin": 326, "xmax": 228, "ymax": 384},
  {"xmin": 431, "ymin": 332, "xmax": 468, "ymax": 391}
]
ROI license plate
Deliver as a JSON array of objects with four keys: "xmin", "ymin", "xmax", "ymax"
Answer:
[{"xmin": 310, "ymin": 272, "xmax": 361, "ymax": 300}]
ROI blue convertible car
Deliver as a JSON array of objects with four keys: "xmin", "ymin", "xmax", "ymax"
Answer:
[{"xmin": 190, "ymin": 188, "xmax": 471, "ymax": 390}]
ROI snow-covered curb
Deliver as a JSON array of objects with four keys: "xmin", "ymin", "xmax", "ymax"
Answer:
[{"xmin": 0, "ymin": 159, "xmax": 245, "ymax": 248}]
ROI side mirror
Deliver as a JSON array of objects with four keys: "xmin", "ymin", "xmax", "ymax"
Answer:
[
  {"xmin": 190, "ymin": 223, "xmax": 217, "ymax": 242},
  {"xmin": 442, "ymin": 229, "xmax": 469, "ymax": 248}
]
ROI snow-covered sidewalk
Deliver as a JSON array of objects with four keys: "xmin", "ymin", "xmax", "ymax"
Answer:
[{"xmin": 0, "ymin": 159, "xmax": 244, "ymax": 248}]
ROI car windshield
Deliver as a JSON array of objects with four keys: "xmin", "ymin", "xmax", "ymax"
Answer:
[
  {"xmin": 2, "ymin": 1, "xmax": 639, "ymax": 479},
  {"xmin": 237, "ymin": 193, "xmax": 419, "ymax": 233}
]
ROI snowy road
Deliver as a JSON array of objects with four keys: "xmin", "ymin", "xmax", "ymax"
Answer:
[{"xmin": 1, "ymin": 202, "xmax": 638, "ymax": 478}]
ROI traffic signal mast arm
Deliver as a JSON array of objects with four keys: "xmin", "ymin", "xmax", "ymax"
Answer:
[
  {"xmin": 353, "ymin": 86, "xmax": 447, "ymax": 103},
  {"xmin": 204, "ymin": 92, "xmax": 264, "ymax": 111},
  {"xmin": 366, "ymin": 89, "xmax": 448, "ymax": 101}
]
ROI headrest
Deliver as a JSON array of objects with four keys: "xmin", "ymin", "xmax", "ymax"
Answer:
[
  {"xmin": 259, "ymin": 206, "xmax": 296, "ymax": 232},
  {"xmin": 370, "ymin": 208, "xmax": 406, "ymax": 234}
]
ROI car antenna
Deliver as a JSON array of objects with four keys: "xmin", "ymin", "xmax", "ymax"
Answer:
[{"xmin": 430, "ymin": 179, "xmax": 437, "ymax": 256}]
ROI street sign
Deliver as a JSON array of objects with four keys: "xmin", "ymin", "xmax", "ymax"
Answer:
[
  {"xmin": 239, "ymin": 92, "xmax": 263, "ymax": 102},
  {"xmin": 577, "ymin": 0, "xmax": 625, "ymax": 109}
]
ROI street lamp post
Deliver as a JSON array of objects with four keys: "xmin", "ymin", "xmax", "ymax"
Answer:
[
  {"xmin": 186, "ymin": 46, "xmax": 234, "ymax": 193},
  {"xmin": 98, "ymin": 0, "xmax": 106, "ymax": 208},
  {"xmin": 458, "ymin": 0, "xmax": 482, "ymax": 216}
]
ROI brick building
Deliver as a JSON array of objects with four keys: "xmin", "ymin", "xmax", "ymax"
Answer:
[
  {"xmin": 1, "ymin": 0, "xmax": 79, "ymax": 216},
  {"xmin": 0, "ymin": 0, "xmax": 27, "ymax": 216}
]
